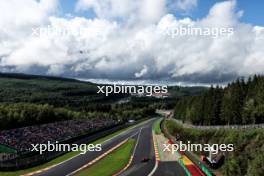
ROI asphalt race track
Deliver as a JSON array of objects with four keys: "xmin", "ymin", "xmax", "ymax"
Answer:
[
  {"xmin": 33, "ymin": 119, "xmax": 156, "ymax": 176},
  {"xmin": 120, "ymin": 122, "xmax": 155, "ymax": 176},
  {"xmin": 33, "ymin": 118, "xmax": 189, "ymax": 176},
  {"xmin": 153, "ymin": 162, "xmax": 186, "ymax": 176}
]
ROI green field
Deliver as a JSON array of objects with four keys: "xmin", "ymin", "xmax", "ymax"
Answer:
[{"xmin": 77, "ymin": 139, "xmax": 135, "ymax": 176}]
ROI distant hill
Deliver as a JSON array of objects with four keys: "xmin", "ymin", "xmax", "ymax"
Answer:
[
  {"xmin": 0, "ymin": 72, "xmax": 207, "ymax": 110},
  {"xmin": 0, "ymin": 72, "xmax": 84, "ymax": 82},
  {"xmin": 0, "ymin": 73, "xmax": 157, "ymax": 129},
  {"xmin": 168, "ymin": 86, "xmax": 208, "ymax": 97},
  {"xmin": 0, "ymin": 73, "xmax": 123, "ymax": 110}
]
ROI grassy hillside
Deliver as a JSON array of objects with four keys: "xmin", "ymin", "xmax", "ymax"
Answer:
[{"xmin": 164, "ymin": 119, "xmax": 264, "ymax": 176}]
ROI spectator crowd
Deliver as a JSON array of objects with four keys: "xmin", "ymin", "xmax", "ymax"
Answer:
[{"xmin": 0, "ymin": 118, "xmax": 116, "ymax": 152}]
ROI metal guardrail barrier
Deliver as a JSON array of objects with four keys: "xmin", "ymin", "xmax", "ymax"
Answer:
[{"xmin": 172, "ymin": 118, "xmax": 264, "ymax": 129}]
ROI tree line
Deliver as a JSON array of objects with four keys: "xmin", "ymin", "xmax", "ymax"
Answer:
[
  {"xmin": 174, "ymin": 75, "xmax": 264, "ymax": 125},
  {"xmin": 0, "ymin": 103, "xmax": 155, "ymax": 130}
]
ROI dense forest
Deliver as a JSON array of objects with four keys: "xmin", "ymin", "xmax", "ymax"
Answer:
[
  {"xmin": 0, "ymin": 73, "xmax": 157, "ymax": 130},
  {"xmin": 174, "ymin": 75, "xmax": 264, "ymax": 125}
]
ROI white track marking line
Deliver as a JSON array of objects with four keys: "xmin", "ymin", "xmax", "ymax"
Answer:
[
  {"xmin": 132, "ymin": 127, "xmax": 143, "ymax": 157},
  {"xmin": 148, "ymin": 161, "xmax": 159, "ymax": 176},
  {"xmin": 66, "ymin": 131, "xmax": 141, "ymax": 176},
  {"xmin": 148, "ymin": 129, "xmax": 160, "ymax": 176},
  {"xmin": 66, "ymin": 139, "xmax": 129, "ymax": 176}
]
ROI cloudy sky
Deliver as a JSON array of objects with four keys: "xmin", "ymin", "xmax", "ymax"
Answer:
[{"xmin": 0, "ymin": 0, "xmax": 263, "ymax": 85}]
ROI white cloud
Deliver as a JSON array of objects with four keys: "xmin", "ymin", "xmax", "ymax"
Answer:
[
  {"xmin": 0, "ymin": 0, "xmax": 264, "ymax": 84},
  {"xmin": 171, "ymin": 0, "xmax": 198, "ymax": 12},
  {"xmin": 201, "ymin": 0, "xmax": 240, "ymax": 27},
  {"xmin": 135, "ymin": 65, "xmax": 148, "ymax": 78},
  {"xmin": 75, "ymin": 0, "xmax": 167, "ymax": 24},
  {"xmin": 0, "ymin": 0, "xmax": 58, "ymax": 32},
  {"xmin": 0, "ymin": 0, "xmax": 59, "ymax": 61}
]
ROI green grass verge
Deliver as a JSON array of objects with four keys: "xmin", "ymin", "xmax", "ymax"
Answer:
[
  {"xmin": 153, "ymin": 118, "xmax": 162, "ymax": 134},
  {"xmin": 0, "ymin": 118, "xmax": 149, "ymax": 176},
  {"xmin": 77, "ymin": 139, "xmax": 135, "ymax": 176}
]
